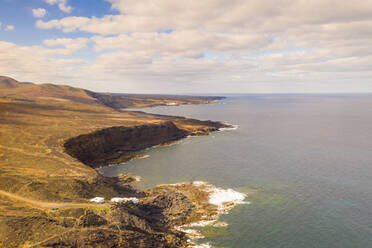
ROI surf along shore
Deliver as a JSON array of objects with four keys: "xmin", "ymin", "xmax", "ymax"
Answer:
[{"xmin": 0, "ymin": 76, "xmax": 249, "ymax": 248}]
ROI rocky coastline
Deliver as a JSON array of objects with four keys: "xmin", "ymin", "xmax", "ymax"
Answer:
[
  {"xmin": 0, "ymin": 76, "xmax": 244, "ymax": 248},
  {"xmin": 64, "ymin": 120, "xmax": 228, "ymax": 168},
  {"xmin": 55, "ymin": 121, "xmax": 244, "ymax": 248}
]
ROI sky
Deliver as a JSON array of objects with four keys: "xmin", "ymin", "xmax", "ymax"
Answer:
[{"xmin": 0, "ymin": 0, "xmax": 372, "ymax": 94}]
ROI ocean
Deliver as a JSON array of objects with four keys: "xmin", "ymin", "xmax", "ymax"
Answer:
[{"xmin": 101, "ymin": 94, "xmax": 372, "ymax": 248}]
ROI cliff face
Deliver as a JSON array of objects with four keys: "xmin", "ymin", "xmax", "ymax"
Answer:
[
  {"xmin": 0, "ymin": 75, "xmax": 231, "ymax": 247},
  {"xmin": 64, "ymin": 121, "xmax": 188, "ymax": 168}
]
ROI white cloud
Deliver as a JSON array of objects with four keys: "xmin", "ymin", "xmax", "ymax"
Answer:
[
  {"xmin": 0, "ymin": 41, "xmax": 86, "ymax": 84},
  {"xmin": 32, "ymin": 8, "xmax": 47, "ymax": 18},
  {"xmin": 14, "ymin": 0, "xmax": 372, "ymax": 92},
  {"xmin": 4, "ymin": 25, "xmax": 14, "ymax": 31},
  {"xmin": 36, "ymin": 0, "xmax": 372, "ymax": 34},
  {"xmin": 45, "ymin": 0, "xmax": 58, "ymax": 4},
  {"xmin": 43, "ymin": 38, "xmax": 89, "ymax": 54},
  {"xmin": 44, "ymin": 0, "xmax": 72, "ymax": 13},
  {"xmin": 79, "ymin": 50, "xmax": 372, "ymax": 93},
  {"xmin": 36, "ymin": 17, "xmax": 89, "ymax": 32},
  {"xmin": 2, "ymin": 38, "xmax": 372, "ymax": 93},
  {"xmin": 91, "ymin": 31, "xmax": 271, "ymax": 57}
]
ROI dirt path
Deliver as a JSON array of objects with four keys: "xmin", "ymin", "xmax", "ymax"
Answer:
[{"xmin": 0, "ymin": 190, "xmax": 108, "ymax": 209}]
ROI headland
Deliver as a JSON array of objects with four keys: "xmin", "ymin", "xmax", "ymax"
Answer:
[{"xmin": 0, "ymin": 75, "xmax": 245, "ymax": 247}]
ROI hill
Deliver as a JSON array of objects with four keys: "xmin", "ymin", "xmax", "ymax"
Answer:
[
  {"xmin": 0, "ymin": 76, "xmax": 19, "ymax": 88},
  {"xmin": 0, "ymin": 76, "xmax": 99, "ymax": 105},
  {"xmin": 0, "ymin": 75, "xmax": 227, "ymax": 247},
  {"xmin": 0, "ymin": 76, "xmax": 224, "ymax": 109}
]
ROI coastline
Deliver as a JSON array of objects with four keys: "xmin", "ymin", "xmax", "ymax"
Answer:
[
  {"xmin": 89, "ymin": 119, "xmax": 244, "ymax": 247},
  {"xmin": 0, "ymin": 76, "xmax": 246, "ymax": 248},
  {"xmin": 122, "ymin": 99, "xmax": 223, "ymax": 112},
  {"xmin": 159, "ymin": 181, "xmax": 249, "ymax": 248},
  {"xmin": 63, "ymin": 119, "xmax": 231, "ymax": 168}
]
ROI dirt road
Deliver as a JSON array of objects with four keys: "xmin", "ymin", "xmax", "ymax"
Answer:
[{"xmin": 0, "ymin": 190, "xmax": 108, "ymax": 209}]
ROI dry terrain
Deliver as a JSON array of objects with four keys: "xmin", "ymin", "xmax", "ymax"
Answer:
[{"xmin": 0, "ymin": 76, "xmax": 226, "ymax": 247}]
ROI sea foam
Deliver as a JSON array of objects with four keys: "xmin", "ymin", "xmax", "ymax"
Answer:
[
  {"xmin": 209, "ymin": 188, "xmax": 246, "ymax": 206},
  {"xmin": 191, "ymin": 181, "xmax": 247, "ymax": 210},
  {"xmin": 219, "ymin": 123, "xmax": 239, "ymax": 131},
  {"xmin": 165, "ymin": 181, "xmax": 248, "ymax": 248}
]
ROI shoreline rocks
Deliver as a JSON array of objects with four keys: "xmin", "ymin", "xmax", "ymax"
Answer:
[
  {"xmin": 56, "ymin": 121, "xmax": 239, "ymax": 247},
  {"xmin": 64, "ymin": 121, "xmax": 188, "ymax": 168},
  {"xmin": 64, "ymin": 120, "xmax": 231, "ymax": 168}
]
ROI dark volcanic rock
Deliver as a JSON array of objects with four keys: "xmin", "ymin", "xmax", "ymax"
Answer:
[
  {"xmin": 64, "ymin": 121, "xmax": 188, "ymax": 168},
  {"xmin": 36, "ymin": 203, "xmax": 188, "ymax": 248},
  {"xmin": 142, "ymin": 190, "xmax": 195, "ymax": 226},
  {"xmin": 76, "ymin": 210, "xmax": 108, "ymax": 227},
  {"xmin": 40, "ymin": 228, "xmax": 185, "ymax": 248}
]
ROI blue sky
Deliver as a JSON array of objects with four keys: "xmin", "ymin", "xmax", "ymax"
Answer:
[
  {"xmin": 0, "ymin": 0, "xmax": 114, "ymax": 45},
  {"xmin": 0, "ymin": 0, "xmax": 372, "ymax": 93}
]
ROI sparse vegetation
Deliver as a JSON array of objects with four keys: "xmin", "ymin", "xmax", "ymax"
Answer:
[{"xmin": 0, "ymin": 76, "xmax": 227, "ymax": 247}]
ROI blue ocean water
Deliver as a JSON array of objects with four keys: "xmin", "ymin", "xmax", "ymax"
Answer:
[{"xmin": 102, "ymin": 94, "xmax": 372, "ymax": 248}]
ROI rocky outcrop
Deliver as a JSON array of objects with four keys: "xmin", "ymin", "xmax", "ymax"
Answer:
[
  {"xmin": 0, "ymin": 75, "xmax": 233, "ymax": 248},
  {"xmin": 76, "ymin": 210, "xmax": 108, "ymax": 227},
  {"xmin": 141, "ymin": 190, "xmax": 195, "ymax": 226},
  {"xmin": 64, "ymin": 121, "xmax": 188, "ymax": 168},
  {"xmin": 10, "ymin": 188, "xmax": 198, "ymax": 248},
  {"xmin": 0, "ymin": 169, "xmax": 228, "ymax": 248}
]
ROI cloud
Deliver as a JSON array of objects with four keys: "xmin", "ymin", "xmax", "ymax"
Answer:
[
  {"xmin": 78, "ymin": 51, "xmax": 261, "ymax": 92},
  {"xmin": 36, "ymin": 0, "xmax": 372, "ymax": 34},
  {"xmin": 80, "ymin": 49, "xmax": 372, "ymax": 93},
  {"xmin": 4, "ymin": 25, "xmax": 14, "ymax": 31},
  {"xmin": 2, "ymin": 38, "xmax": 372, "ymax": 93},
  {"xmin": 91, "ymin": 31, "xmax": 272, "ymax": 57},
  {"xmin": 44, "ymin": 0, "xmax": 72, "ymax": 13},
  {"xmin": 32, "ymin": 8, "xmax": 47, "ymax": 18},
  {"xmin": 0, "ymin": 22, "xmax": 15, "ymax": 31},
  {"xmin": 36, "ymin": 17, "xmax": 89, "ymax": 32},
  {"xmin": 0, "ymin": 41, "xmax": 86, "ymax": 84},
  {"xmin": 16, "ymin": 0, "xmax": 372, "ymax": 92},
  {"xmin": 43, "ymin": 37, "xmax": 89, "ymax": 54}
]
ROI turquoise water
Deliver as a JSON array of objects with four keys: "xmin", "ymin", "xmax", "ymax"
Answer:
[{"xmin": 102, "ymin": 95, "xmax": 372, "ymax": 248}]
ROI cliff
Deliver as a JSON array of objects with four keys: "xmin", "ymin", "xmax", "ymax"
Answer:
[
  {"xmin": 0, "ymin": 75, "xmax": 229, "ymax": 247},
  {"xmin": 64, "ymin": 122, "xmax": 188, "ymax": 168}
]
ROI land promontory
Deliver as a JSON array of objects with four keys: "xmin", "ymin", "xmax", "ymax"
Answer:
[{"xmin": 0, "ymin": 76, "xmax": 228, "ymax": 247}]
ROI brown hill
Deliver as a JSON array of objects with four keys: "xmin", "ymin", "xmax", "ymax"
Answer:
[
  {"xmin": 0, "ymin": 75, "xmax": 229, "ymax": 247},
  {"xmin": 0, "ymin": 76, "xmax": 20, "ymax": 88},
  {"xmin": 0, "ymin": 75, "xmax": 224, "ymax": 109},
  {"xmin": 0, "ymin": 76, "xmax": 98, "ymax": 105}
]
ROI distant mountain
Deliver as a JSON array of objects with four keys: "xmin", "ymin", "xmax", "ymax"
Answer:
[{"xmin": 0, "ymin": 75, "xmax": 225, "ymax": 109}]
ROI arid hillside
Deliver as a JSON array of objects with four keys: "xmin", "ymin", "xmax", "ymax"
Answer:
[
  {"xmin": 0, "ymin": 76, "xmax": 223, "ymax": 109},
  {"xmin": 0, "ymin": 76, "xmax": 227, "ymax": 247}
]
